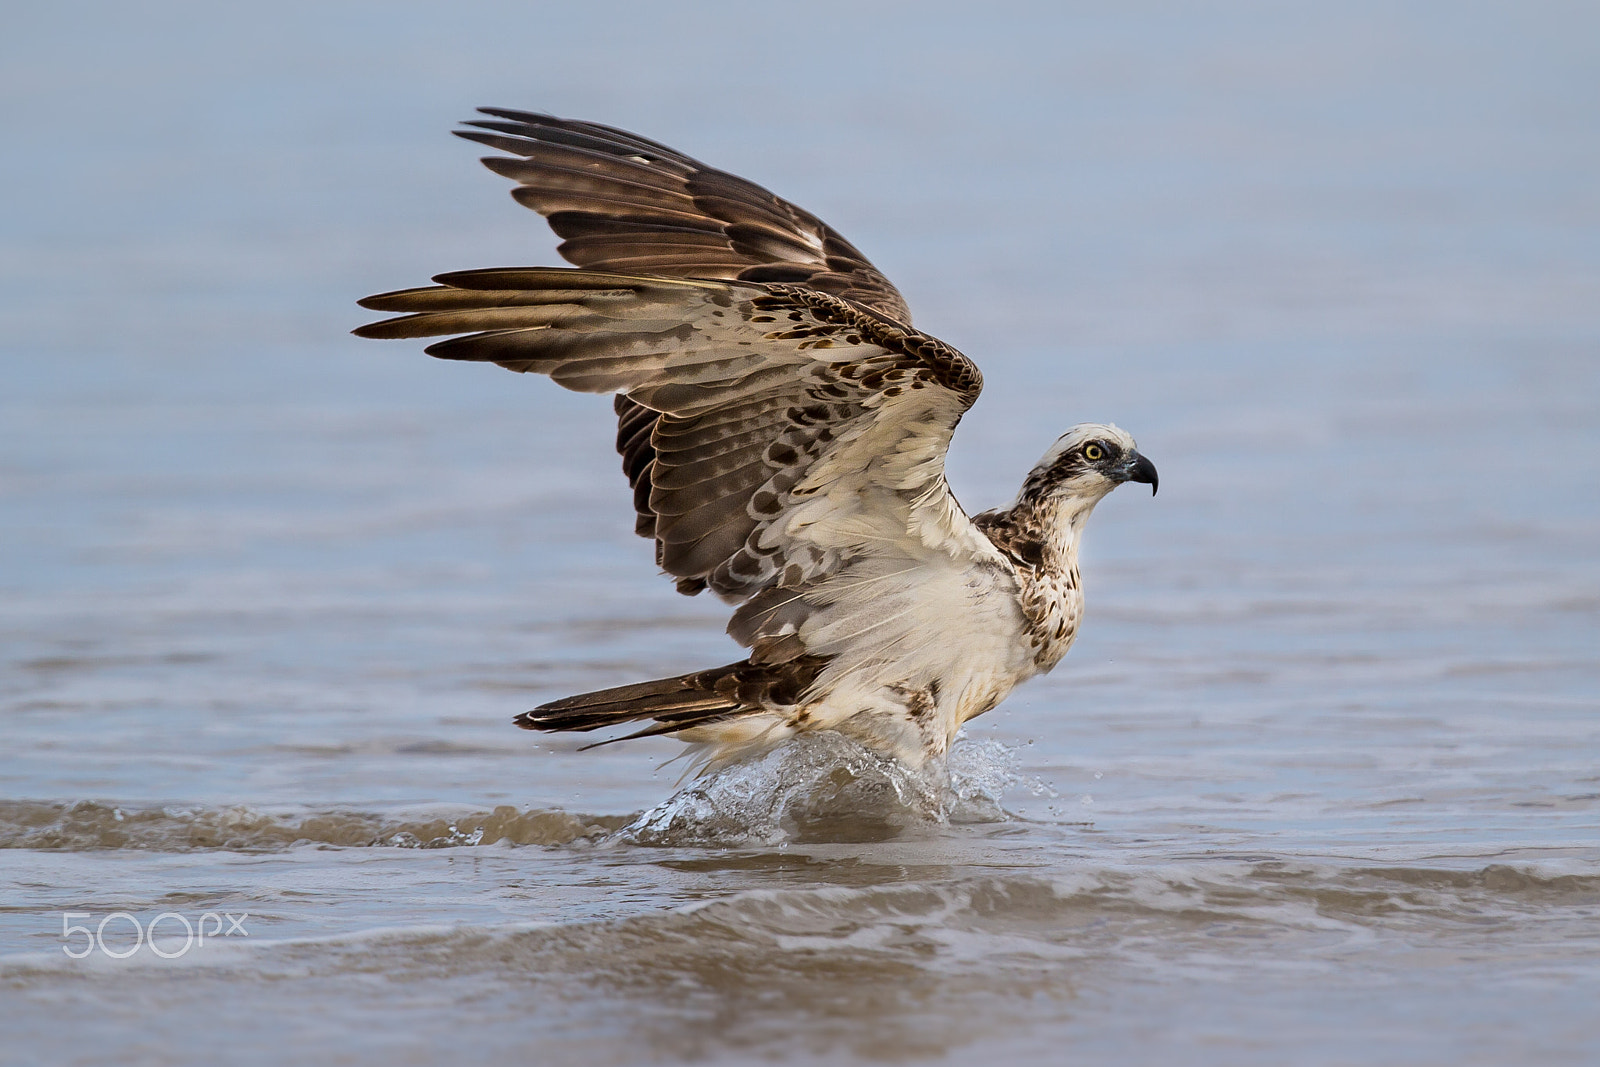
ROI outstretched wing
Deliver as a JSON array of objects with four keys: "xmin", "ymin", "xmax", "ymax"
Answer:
[
  {"xmin": 355, "ymin": 268, "xmax": 997, "ymax": 661},
  {"xmin": 454, "ymin": 109, "xmax": 913, "ymax": 323},
  {"xmin": 455, "ymin": 110, "xmax": 923, "ymax": 557}
]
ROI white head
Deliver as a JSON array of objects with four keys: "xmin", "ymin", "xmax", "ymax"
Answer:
[{"xmin": 1019, "ymin": 423, "xmax": 1158, "ymax": 507}]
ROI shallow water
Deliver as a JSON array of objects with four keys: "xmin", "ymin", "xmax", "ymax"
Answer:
[{"xmin": 3, "ymin": 2, "xmax": 1599, "ymax": 1064}]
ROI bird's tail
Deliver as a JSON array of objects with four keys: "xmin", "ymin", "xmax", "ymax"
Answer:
[{"xmin": 514, "ymin": 657, "xmax": 826, "ymax": 749}]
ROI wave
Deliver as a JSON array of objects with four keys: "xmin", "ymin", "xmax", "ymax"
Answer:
[
  {"xmin": 0, "ymin": 733, "xmax": 1035, "ymax": 853},
  {"xmin": 0, "ymin": 799, "xmax": 629, "ymax": 852}
]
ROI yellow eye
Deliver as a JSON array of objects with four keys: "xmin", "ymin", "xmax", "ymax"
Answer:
[{"xmin": 1083, "ymin": 443, "xmax": 1104, "ymax": 461}]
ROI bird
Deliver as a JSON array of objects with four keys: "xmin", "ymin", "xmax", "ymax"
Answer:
[{"xmin": 355, "ymin": 109, "xmax": 1157, "ymax": 771}]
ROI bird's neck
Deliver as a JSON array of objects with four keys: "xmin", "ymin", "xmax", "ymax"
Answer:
[
  {"xmin": 973, "ymin": 486, "xmax": 1106, "ymax": 674},
  {"xmin": 976, "ymin": 488, "xmax": 1105, "ymax": 572}
]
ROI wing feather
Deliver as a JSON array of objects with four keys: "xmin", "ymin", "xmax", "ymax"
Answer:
[
  {"xmin": 354, "ymin": 269, "xmax": 990, "ymax": 639},
  {"xmin": 454, "ymin": 111, "xmax": 912, "ymax": 324}
]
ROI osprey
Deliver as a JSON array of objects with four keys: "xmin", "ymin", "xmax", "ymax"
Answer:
[{"xmin": 356, "ymin": 110, "xmax": 1158, "ymax": 769}]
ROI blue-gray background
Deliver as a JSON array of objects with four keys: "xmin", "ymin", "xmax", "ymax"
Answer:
[{"xmin": 2, "ymin": 3, "xmax": 1597, "ymax": 1065}]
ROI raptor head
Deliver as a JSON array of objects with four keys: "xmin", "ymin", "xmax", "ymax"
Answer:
[{"xmin": 1021, "ymin": 423, "xmax": 1158, "ymax": 505}]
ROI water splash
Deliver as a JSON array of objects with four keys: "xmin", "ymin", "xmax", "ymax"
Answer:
[{"xmin": 620, "ymin": 732, "xmax": 1026, "ymax": 846}]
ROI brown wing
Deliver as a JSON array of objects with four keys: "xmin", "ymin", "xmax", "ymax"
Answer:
[
  {"xmin": 355, "ymin": 269, "xmax": 983, "ymax": 611},
  {"xmin": 443, "ymin": 111, "xmax": 923, "ymax": 574},
  {"xmin": 454, "ymin": 110, "xmax": 913, "ymax": 323}
]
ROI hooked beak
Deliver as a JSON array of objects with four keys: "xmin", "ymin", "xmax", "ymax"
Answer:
[{"xmin": 1124, "ymin": 451, "xmax": 1159, "ymax": 496}]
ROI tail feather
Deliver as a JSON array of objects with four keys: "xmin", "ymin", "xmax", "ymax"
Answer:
[
  {"xmin": 516, "ymin": 665, "xmax": 745, "ymax": 733},
  {"xmin": 514, "ymin": 656, "xmax": 826, "ymax": 746}
]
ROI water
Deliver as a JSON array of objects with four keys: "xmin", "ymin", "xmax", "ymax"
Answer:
[{"xmin": 3, "ymin": 2, "xmax": 1599, "ymax": 1063}]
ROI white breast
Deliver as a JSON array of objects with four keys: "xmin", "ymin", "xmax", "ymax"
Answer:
[{"xmin": 789, "ymin": 552, "xmax": 1039, "ymax": 763}]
